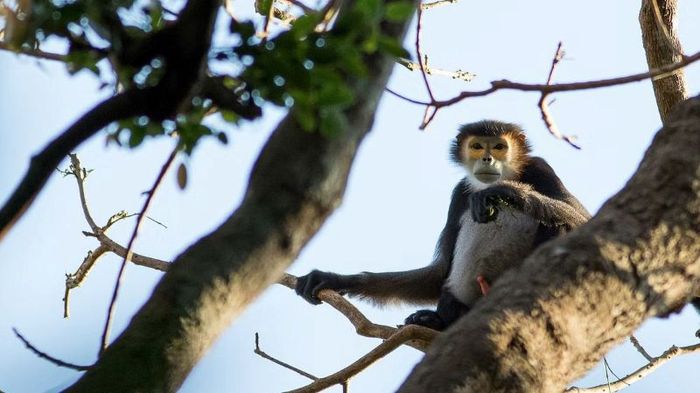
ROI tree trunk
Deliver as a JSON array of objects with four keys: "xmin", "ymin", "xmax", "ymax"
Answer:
[
  {"xmin": 64, "ymin": 6, "xmax": 415, "ymax": 393},
  {"xmin": 397, "ymin": 95, "xmax": 700, "ymax": 392},
  {"xmin": 639, "ymin": 0, "xmax": 687, "ymax": 123}
]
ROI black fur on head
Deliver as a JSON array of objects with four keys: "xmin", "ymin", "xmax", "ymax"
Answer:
[{"xmin": 449, "ymin": 120, "xmax": 532, "ymax": 165}]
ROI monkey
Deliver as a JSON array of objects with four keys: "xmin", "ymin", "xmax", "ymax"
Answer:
[{"xmin": 295, "ymin": 120, "xmax": 591, "ymax": 331}]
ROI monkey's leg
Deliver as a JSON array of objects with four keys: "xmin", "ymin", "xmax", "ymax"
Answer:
[{"xmin": 477, "ymin": 275, "xmax": 490, "ymax": 295}]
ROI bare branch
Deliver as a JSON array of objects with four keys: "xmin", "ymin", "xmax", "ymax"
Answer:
[
  {"xmin": 64, "ymin": 245, "xmax": 109, "ymax": 318},
  {"xmin": 396, "ymin": 57, "xmax": 475, "ymax": 82},
  {"xmin": 286, "ymin": 325, "xmax": 435, "ymax": 393},
  {"xmin": 0, "ymin": 41, "xmax": 66, "ymax": 62},
  {"xmin": 566, "ymin": 343, "xmax": 700, "ymax": 393},
  {"xmin": 385, "ymin": 87, "xmax": 431, "ymax": 105},
  {"xmin": 254, "ymin": 333, "xmax": 319, "ymax": 381},
  {"xmin": 99, "ymin": 147, "xmax": 178, "ymax": 355},
  {"xmin": 629, "ymin": 335, "xmax": 654, "ymax": 362},
  {"xmin": 538, "ymin": 42, "xmax": 580, "ymax": 149},
  {"xmin": 421, "ymin": 0, "xmax": 459, "ymax": 11},
  {"xmin": 12, "ymin": 328, "xmax": 91, "ymax": 371},
  {"xmin": 435, "ymin": 49, "xmax": 700, "ymax": 107},
  {"xmin": 278, "ymin": 273, "xmax": 436, "ymax": 351},
  {"xmin": 414, "ymin": 7, "xmax": 437, "ymax": 130},
  {"xmin": 66, "ymin": 155, "xmax": 170, "ymax": 272}
]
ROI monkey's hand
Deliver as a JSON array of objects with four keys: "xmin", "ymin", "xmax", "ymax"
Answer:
[
  {"xmin": 295, "ymin": 270, "xmax": 345, "ymax": 305},
  {"xmin": 470, "ymin": 187, "xmax": 519, "ymax": 223},
  {"xmin": 404, "ymin": 310, "xmax": 446, "ymax": 331}
]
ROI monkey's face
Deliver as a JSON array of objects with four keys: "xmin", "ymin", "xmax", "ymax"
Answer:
[{"xmin": 461, "ymin": 136, "xmax": 517, "ymax": 187}]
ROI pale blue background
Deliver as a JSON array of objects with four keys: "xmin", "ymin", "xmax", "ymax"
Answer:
[{"xmin": 1, "ymin": 1, "xmax": 699, "ymax": 392}]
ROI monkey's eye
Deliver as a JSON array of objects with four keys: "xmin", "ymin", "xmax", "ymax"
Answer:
[
  {"xmin": 470, "ymin": 143, "xmax": 483, "ymax": 150},
  {"xmin": 493, "ymin": 143, "xmax": 507, "ymax": 150}
]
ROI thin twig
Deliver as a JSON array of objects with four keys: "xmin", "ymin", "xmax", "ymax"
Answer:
[
  {"xmin": 254, "ymin": 333, "xmax": 319, "ymax": 381},
  {"xmin": 629, "ymin": 335, "xmax": 654, "ymax": 361},
  {"xmin": 415, "ymin": 7, "xmax": 437, "ymax": 130},
  {"xmin": 421, "ymin": 0, "xmax": 459, "ymax": 10},
  {"xmin": 385, "ymin": 88, "xmax": 431, "ymax": 105},
  {"xmin": 261, "ymin": 0, "xmax": 277, "ymax": 42},
  {"xmin": 397, "ymin": 57, "xmax": 476, "ymax": 82},
  {"xmin": 99, "ymin": 147, "xmax": 178, "ymax": 355},
  {"xmin": 282, "ymin": 0, "xmax": 315, "ymax": 14},
  {"xmin": 285, "ymin": 325, "xmax": 433, "ymax": 393},
  {"xmin": 566, "ymin": 343, "xmax": 700, "ymax": 393},
  {"xmin": 278, "ymin": 273, "xmax": 436, "ymax": 351},
  {"xmin": 0, "ymin": 41, "xmax": 66, "ymax": 62},
  {"xmin": 13, "ymin": 328, "xmax": 91, "ymax": 371},
  {"xmin": 537, "ymin": 42, "xmax": 580, "ymax": 149},
  {"xmin": 64, "ymin": 245, "xmax": 109, "ymax": 318}
]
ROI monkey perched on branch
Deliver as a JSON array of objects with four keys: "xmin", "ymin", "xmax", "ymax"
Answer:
[{"xmin": 296, "ymin": 120, "xmax": 591, "ymax": 330}]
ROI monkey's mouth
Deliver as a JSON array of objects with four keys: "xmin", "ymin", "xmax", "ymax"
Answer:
[{"xmin": 474, "ymin": 172, "xmax": 501, "ymax": 182}]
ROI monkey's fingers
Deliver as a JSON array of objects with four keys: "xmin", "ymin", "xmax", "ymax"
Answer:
[
  {"xmin": 477, "ymin": 275, "xmax": 490, "ymax": 295},
  {"xmin": 295, "ymin": 272, "xmax": 324, "ymax": 305}
]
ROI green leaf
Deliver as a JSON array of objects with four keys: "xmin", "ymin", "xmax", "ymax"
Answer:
[
  {"xmin": 319, "ymin": 107, "xmax": 348, "ymax": 137},
  {"xmin": 291, "ymin": 15, "xmax": 318, "ymax": 38},
  {"xmin": 318, "ymin": 83, "xmax": 354, "ymax": 107},
  {"xmin": 377, "ymin": 35, "xmax": 410, "ymax": 58},
  {"xmin": 255, "ymin": 0, "xmax": 273, "ymax": 15},
  {"xmin": 128, "ymin": 129, "xmax": 146, "ymax": 148},
  {"xmin": 384, "ymin": 1, "xmax": 415, "ymax": 23},
  {"xmin": 294, "ymin": 106, "xmax": 316, "ymax": 132}
]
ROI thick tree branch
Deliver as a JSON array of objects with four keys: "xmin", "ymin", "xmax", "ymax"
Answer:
[
  {"xmin": 398, "ymin": 95, "xmax": 700, "ymax": 392},
  {"xmin": 63, "ymin": 2, "xmax": 417, "ymax": 391},
  {"xmin": 639, "ymin": 0, "xmax": 688, "ymax": 123}
]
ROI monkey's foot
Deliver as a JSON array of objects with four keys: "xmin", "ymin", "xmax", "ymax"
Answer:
[
  {"xmin": 477, "ymin": 275, "xmax": 490, "ymax": 295},
  {"xmin": 404, "ymin": 310, "xmax": 446, "ymax": 331}
]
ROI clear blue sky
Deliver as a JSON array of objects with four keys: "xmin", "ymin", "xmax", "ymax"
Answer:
[{"xmin": 1, "ymin": 1, "xmax": 699, "ymax": 392}]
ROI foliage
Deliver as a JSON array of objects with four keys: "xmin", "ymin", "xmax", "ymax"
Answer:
[{"xmin": 2, "ymin": 0, "xmax": 412, "ymax": 150}]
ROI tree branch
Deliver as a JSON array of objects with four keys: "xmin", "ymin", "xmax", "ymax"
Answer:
[
  {"xmin": 286, "ymin": 325, "xmax": 435, "ymax": 393},
  {"xmin": 12, "ymin": 328, "xmax": 91, "ymax": 371},
  {"xmin": 63, "ymin": 2, "xmax": 417, "ymax": 391},
  {"xmin": 279, "ymin": 274, "xmax": 436, "ymax": 351},
  {"xmin": 397, "ymin": 94, "xmax": 700, "ymax": 392},
  {"xmin": 254, "ymin": 333, "xmax": 319, "ymax": 381},
  {"xmin": 566, "ymin": 343, "xmax": 700, "ymax": 393},
  {"xmin": 99, "ymin": 147, "xmax": 177, "ymax": 355},
  {"xmin": 639, "ymin": 0, "xmax": 688, "ymax": 123},
  {"xmin": 0, "ymin": 0, "xmax": 220, "ymax": 243}
]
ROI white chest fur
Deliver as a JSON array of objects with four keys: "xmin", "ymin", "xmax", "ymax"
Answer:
[{"xmin": 446, "ymin": 207, "xmax": 539, "ymax": 305}]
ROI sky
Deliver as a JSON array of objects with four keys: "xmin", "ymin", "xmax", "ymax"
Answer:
[{"xmin": 1, "ymin": 1, "xmax": 700, "ymax": 392}]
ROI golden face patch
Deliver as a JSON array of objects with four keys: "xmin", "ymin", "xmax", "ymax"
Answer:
[{"xmin": 464, "ymin": 136, "xmax": 510, "ymax": 162}]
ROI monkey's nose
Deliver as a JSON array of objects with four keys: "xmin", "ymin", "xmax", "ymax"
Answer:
[{"xmin": 482, "ymin": 156, "xmax": 493, "ymax": 162}]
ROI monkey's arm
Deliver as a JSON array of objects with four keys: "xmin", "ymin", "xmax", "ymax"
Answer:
[
  {"xmin": 295, "ymin": 265, "xmax": 447, "ymax": 306},
  {"xmin": 470, "ymin": 182, "xmax": 589, "ymax": 228},
  {"xmin": 296, "ymin": 181, "xmax": 470, "ymax": 306}
]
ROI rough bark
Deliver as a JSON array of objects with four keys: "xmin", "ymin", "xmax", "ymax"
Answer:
[
  {"xmin": 639, "ymin": 0, "xmax": 688, "ymax": 123},
  {"xmin": 63, "ymin": 5, "xmax": 415, "ymax": 393},
  {"xmin": 397, "ymin": 95, "xmax": 700, "ymax": 392}
]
